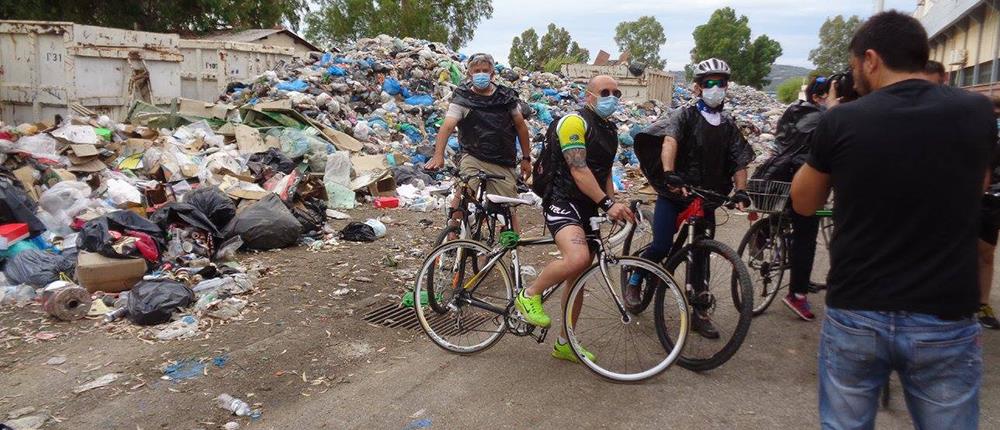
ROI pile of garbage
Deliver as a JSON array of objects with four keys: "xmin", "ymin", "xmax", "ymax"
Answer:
[{"xmin": 0, "ymin": 34, "xmax": 787, "ymax": 336}]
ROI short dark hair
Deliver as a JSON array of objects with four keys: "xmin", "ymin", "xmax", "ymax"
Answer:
[
  {"xmin": 849, "ymin": 11, "xmax": 929, "ymax": 73},
  {"xmin": 806, "ymin": 76, "xmax": 828, "ymax": 102},
  {"xmin": 925, "ymin": 60, "xmax": 945, "ymax": 76}
]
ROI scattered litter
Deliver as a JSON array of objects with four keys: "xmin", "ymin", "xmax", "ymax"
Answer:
[{"xmin": 73, "ymin": 373, "xmax": 122, "ymax": 394}]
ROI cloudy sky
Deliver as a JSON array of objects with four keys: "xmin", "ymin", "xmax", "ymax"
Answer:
[{"xmin": 464, "ymin": 0, "xmax": 916, "ymax": 71}]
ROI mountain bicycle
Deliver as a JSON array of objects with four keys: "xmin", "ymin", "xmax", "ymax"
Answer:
[
  {"xmin": 621, "ymin": 187, "xmax": 754, "ymax": 372},
  {"xmin": 735, "ymin": 180, "xmax": 833, "ymax": 315},
  {"xmin": 413, "ymin": 200, "xmax": 690, "ymax": 383}
]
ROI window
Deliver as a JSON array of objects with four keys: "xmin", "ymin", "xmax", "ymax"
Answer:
[
  {"xmin": 950, "ymin": 71, "xmax": 959, "ymax": 86},
  {"xmin": 977, "ymin": 61, "xmax": 994, "ymax": 84},
  {"xmin": 961, "ymin": 66, "xmax": 975, "ymax": 86}
]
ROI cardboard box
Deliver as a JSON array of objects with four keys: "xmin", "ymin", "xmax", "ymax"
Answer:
[{"xmin": 75, "ymin": 251, "xmax": 147, "ymax": 293}]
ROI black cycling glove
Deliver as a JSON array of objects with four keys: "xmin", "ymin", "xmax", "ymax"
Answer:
[
  {"xmin": 663, "ymin": 171, "xmax": 685, "ymax": 187},
  {"xmin": 732, "ymin": 190, "xmax": 752, "ymax": 208}
]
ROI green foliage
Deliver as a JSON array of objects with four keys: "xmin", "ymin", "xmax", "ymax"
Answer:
[
  {"xmin": 809, "ymin": 15, "xmax": 863, "ymax": 75},
  {"xmin": 305, "ymin": 0, "xmax": 493, "ymax": 50},
  {"xmin": 508, "ymin": 23, "xmax": 589, "ymax": 71},
  {"xmin": 0, "ymin": 0, "xmax": 306, "ymax": 34},
  {"xmin": 777, "ymin": 76, "xmax": 806, "ymax": 103},
  {"xmin": 690, "ymin": 7, "xmax": 783, "ymax": 89},
  {"xmin": 614, "ymin": 16, "xmax": 667, "ymax": 70}
]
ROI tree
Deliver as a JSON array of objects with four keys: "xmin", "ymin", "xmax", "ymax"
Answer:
[
  {"xmin": 305, "ymin": 0, "xmax": 493, "ymax": 50},
  {"xmin": 809, "ymin": 15, "xmax": 863, "ymax": 75},
  {"xmin": 614, "ymin": 16, "xmax": 667, "ymax": 70},
  {"xmin": 690, "ymin": 7, "xmax": 783, "ymax": 89},
  {"xmin": 0, "ymin": 0, "xmax": 307, "ymax": 34},
  {"xmin": 508, "ymin": 23, "xmax": 589, "ymax": 71},
  {"xmin": 776, "ymin": 76, "xmax": 806, "ymax": 103}
]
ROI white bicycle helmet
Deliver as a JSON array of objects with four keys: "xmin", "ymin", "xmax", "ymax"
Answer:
[{"xmin": 693, "ymin": 58, "xmax": 731, "ymax": 79}]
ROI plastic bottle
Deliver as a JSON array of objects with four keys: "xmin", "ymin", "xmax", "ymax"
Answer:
[{"xmin": 216, "ymin": 394, "xmax": 252, "ymax": 416}]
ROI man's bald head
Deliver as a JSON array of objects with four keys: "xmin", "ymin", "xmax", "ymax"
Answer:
[{"xmin": 585, "ymin": 75, "xmax": 619, "ymax": 108}]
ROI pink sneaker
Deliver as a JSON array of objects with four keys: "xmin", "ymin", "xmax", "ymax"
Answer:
[{"xmin": 783, "ymin": 293, "xmax": 815, "ymax": 321}]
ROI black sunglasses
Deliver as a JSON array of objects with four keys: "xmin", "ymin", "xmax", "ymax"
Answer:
[
  {"xmin": 590, "ymin": 89, "xmax": 623, "ymax": 98},
  {"xmin": 702, "ymin": 79, "xmax": 729, "ymax": 89}
]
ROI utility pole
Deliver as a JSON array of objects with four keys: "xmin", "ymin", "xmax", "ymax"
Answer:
[{"xmin": 875, "ymin": 0, "xmax": 885, "ymax": 13}]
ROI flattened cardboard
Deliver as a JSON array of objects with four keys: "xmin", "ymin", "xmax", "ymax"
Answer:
[
  {"xmin": 13, "ymin": 166, "xmax": 39, "ymax": 201},
  {"xmin": 69, "ymin": 144, "xmax": 99, "ymax": 157},
  {"xmin": 351, "ymin": 154, "xmax": 388, "ymax": 176},
  {"xmin": 76, "ymin": 251, "xmax": 147, "ymax": 293},
  {"xmin": 323, "ymin": 127, "xmax": 364, "ymax": 152},
  {"xmin": 235, "ymin": 124, "xmax": 276, "ymax": 155},
  {"xmin": 67, "ymin": 158, "xmax": 107, "ymax": 173}
]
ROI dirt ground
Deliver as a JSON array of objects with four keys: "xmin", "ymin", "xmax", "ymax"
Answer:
[{"xmin": 1, "ymin": 205, "xmax": 997, "ymax": 429}]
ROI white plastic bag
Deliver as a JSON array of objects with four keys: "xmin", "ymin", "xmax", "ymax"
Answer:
[{"xmin": 107, "ymin": 178, "xmax": 141, "ymax": 206}]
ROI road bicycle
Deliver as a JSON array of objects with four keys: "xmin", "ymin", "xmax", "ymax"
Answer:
[
  {"xmin": 414, "ymin": 199, "xmax": 690, "ymax": 383},
  {"xmin": 735, "ymin": 180, "xmax": 833, "ymax": 315},
  {"xmin": 621, "ymin": 187, "xmax": 754, "ymax": 372}
]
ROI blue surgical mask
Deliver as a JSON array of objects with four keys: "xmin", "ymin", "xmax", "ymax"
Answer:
[
  {"xmin": 472, "ymin": 73, "xmax": 491, "ymax": 89},
  {"xmin": 594, "ymin": 96, "xmax": 619, "ymax": 118}
]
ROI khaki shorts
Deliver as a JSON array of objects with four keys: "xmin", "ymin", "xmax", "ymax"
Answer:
[{"xmin": 459, "ymin": 155, "xmax": 518, "ymax": 198}]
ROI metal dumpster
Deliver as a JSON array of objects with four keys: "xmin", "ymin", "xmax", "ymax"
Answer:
[
  {"xmin": 560, "ymin": 63, "xmax": 675, "ymax": 103},
  {"xmin": 178, "ymin": 39, "xmax": 295, "ymax": 102},
  {"xmin": 0, "ymin": 20, "xmax": 183, "ymax": 124}
]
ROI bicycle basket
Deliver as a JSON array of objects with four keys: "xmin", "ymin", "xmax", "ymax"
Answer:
[{"xmin": 747, "ymin": 179, "xmax": 791, "ymax": 214}]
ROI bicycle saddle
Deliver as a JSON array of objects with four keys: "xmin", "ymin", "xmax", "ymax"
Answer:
[{"xmin": 485, "ymin": 194, "xmax": 533, "ymax": 206}]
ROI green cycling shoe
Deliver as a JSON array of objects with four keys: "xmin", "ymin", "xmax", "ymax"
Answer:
[
  {"xmin": 514, "ymin": 290, "xmax": 551, "ymax": 328},
  {"xmin": 552, "ymin": 340, "xmax": 596, "ymax": 364}
]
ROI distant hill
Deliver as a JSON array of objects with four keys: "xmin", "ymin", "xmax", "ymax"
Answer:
[
  {"xmin": 668, "ymin": 64, "xmax": 812, "ymax": 92},
  {"xmin": 764, "ymin": 64, "xmax": 813, "ymax": 92}
]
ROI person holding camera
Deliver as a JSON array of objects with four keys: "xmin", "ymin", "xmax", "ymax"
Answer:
[
  {"xmin": 632, "ymin": 58, "xmax": 755, "ymax": 338},
  {"xmin": 756, "ymin": 75, "xmax": 840, "ymax": 321},
  {"xmin": 792, "ymin": 12, "xmax": 991, "ymax": 428}
]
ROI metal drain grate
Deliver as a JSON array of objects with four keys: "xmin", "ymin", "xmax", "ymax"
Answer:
[{"xmin": 362, "ymin": 302, "xmax": 496, "ymax": 336}]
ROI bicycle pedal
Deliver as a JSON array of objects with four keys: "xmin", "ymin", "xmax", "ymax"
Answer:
[{"xmin": 533, "ymin": 327, "xmax": 549, "ymax": 344}]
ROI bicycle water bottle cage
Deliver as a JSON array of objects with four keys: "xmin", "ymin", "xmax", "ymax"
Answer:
[
  {"xmin": 676, "ymin": 198, "xmax": 705, "ymax": 230},
  {"xmin": 499, "ymin": 230, "xmax": 520, "ymax": 249}
]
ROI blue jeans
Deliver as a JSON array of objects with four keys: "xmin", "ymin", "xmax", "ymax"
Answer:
[
  {"xmin": 640, "ymin": 195, "xmax": 715, "ymax": 263},
  {"xmin": 819, "ymin": 308, "xmax": 982, "ymax": 430}
]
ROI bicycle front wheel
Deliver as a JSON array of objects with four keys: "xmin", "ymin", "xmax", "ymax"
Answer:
[
  {"xmin": 663, "ymin": 239, "xmax": 753, "ymax": 372},
  {"xmin": 737, "ymin": 218, "xmax": 787, "ymax": 316},
  {"xmin": 414, "ymin": 240, "xmax": 513, "ymax": 354},
  {"xmin": 565, "ymin": 256, "xmax": 689, "ymax": 383}
]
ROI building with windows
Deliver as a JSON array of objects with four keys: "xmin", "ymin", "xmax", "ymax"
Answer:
[{"xmin": 916, "ymin": 0, "xmax": 1000, "ymax": 95}]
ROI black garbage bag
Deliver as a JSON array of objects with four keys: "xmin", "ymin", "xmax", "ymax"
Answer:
[
  {"xmin": 126, "ymin": 279, "xmax": 194, "ymax": 325},
  {"xmin": 223, "ymin": 194, "xmax": 302, "ymax": 250},
  {"xmin": 4, "ymin": 249, "xmax": 76, "ymax": 286},
  {"xmin": 77, "ymin": 211, "xmax": 163, "ymax": 258},
  {"xmin": 339, "ymin": 222, "xmax": 376, "ymax": 242},
  {"xmin": 183, "ymin": 187, "xmax": 236, "ymax": 231},
  {"xmin": 150, "ymin": 202, "xmax": 220, "ymax": 238},
  {"xmin": 292, "ymin": 197, "xmax": 326, "ymax": 236},
  {"xmin": 247, "ymin": 147, "xmax": 296, "ymax": 178},
  {"xmin": 391, "ymin": 165, "xmax": 436, "ymax": 186},
  {"xmin": 0, "ymin": 180, "xmax": 46, "ymax": 236}
]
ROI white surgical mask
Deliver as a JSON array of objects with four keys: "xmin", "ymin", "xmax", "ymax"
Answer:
[{"xmin": 702, "ymin": 87, "xmax": 727, "ymax": 108}]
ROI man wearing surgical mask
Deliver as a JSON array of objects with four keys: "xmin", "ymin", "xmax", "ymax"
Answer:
[
  {"xmin": 514, "ymin": 75, "xmax": 634, "ymax": 363},
  {"xmin": 426, "ymin": 53, "xmax": 532, "ymax": 232},
  {"xmin": 631, "ymin": 58, "xmax": 754, "ymax": 338}
]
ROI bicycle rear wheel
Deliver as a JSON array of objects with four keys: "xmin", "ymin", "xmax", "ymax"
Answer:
[
  {"xmin": 564, "ymin": 256, "xmax": 688, "ymax": 383},
  {"xmin": 618, "ymin": 208, "xmax": 658, "ymax": 314},
  {"xmin": 414, "ymin": 240, "xmax": 513, "ymax": 354},
  {"xmin": 662, "ymin": 239, "xmax": 753, "ymax": 372},
  {"xmin": 737, "ymin": 217, "xmax": 788, "ymax": 316}
]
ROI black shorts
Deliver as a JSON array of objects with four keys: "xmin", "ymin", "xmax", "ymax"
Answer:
[
  {"xmin": 544, "ymin": 200, "xmax": 598, "ymax": 238},
  {"xmin": 981, "ymin": 216, "xmax": 999, "ymax": 246}
]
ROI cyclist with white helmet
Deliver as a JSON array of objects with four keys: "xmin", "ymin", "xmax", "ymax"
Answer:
[{"xmin": 630, "ymin": 58, "xmax": 755, "ymax": 338}]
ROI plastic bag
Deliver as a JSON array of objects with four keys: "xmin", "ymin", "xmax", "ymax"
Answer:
[
  {"xmin": 13, "ymin": 133, "xmax": 62, "ymax": 161},
  {"xmin": 266, "ymin": 128, "xmax": 325, "ymax": 159},
  {"xmin": 339, "ymin": 222, "xmax": 376, "ymax": 242},
  {"xmin": 327, "ymin": 66, "xmax": 346, "ymax": 76},
  {"xmin": 4, "ymin": 249, "xmax": 76, "ymax": 286},
  {"xmin": 107, "ymin": 178, "xmax": 142, "ymax": 205},
  {"xmin": 403, "ymin": 94, "xmax": 434, "ymax": 106},
  {"xmin": 324, "ymin": 152, "xmax": 355, "ymax": 209},
  {"xmin": 383, "ymin": 77, "xmax": 403, "ymax": 96},
  {"xmin": 127, "ymin": 279, "xmax": 194, "ymax": 326},
  {"xmin": 77, "ymin": 211, "xmax": 163, "ymax": 258},
  {"xmin": 183, "ymin": 187, "xmax": 236, "ymax": 231},
  {"xmin": 0, "ymin": 181, "xmax": 47, "ymax": 236},
  {"xmin": 276, "ymin": 79, "xmax": 309, "ymax": 92},
  {"xmin": 150, "ymin": 202, "xmax": 220, "ymax": 238},
  {"xmin": 247, "ymin": 148, "xmax": 296, "ymax": 180},
  {"xmin": 223, "ymin": 194, "xmax": 302, "ymax": 250},
  {"xmin": 364, "ymin": 219, "xmax": 387, "ymax": 238}
]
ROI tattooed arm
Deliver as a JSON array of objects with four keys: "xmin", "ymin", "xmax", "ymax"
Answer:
[{"xmin": 564, "ymin": 147, "xmax": 609, "ymax": 204}]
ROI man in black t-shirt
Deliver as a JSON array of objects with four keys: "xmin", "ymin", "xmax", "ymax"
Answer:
[{"xmin": 792, "ymin": 12, "xmax": 991, "ymax": 429}]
